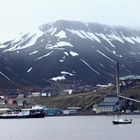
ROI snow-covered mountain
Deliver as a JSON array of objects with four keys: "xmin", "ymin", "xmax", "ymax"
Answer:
[{"xmin": 0, "ymin": 20, "xmax": 140, "ymax": 88}]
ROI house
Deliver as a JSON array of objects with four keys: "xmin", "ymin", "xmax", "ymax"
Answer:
[
  {"xmin": 31, "ymin": 92, "xmax": 40, "ymax": 97},
  {"xmin": 96, "ymin": 93, "xmax": 124, "ymax": 113},
  {"xmin": 40, "ymin": 93, "xmax": 47, "ymax": 97},
  {"xmin": 63, "ymin": 89, "xmax": 73, "ymax": 94}
]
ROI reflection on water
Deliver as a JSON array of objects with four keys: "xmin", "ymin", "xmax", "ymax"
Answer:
[{"xmin": 0, "ymin": 115, "xmax": 140, "ymax": 140}]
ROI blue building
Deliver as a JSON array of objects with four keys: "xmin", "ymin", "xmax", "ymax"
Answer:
[{"xmin": 43, "ymin": 108, "xmax": 63, "ymax": 116}]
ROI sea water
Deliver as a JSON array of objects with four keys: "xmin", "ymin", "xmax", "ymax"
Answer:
[{"xmin": 0, "ymin": 115, "xmax": 139, "ymax": 140}]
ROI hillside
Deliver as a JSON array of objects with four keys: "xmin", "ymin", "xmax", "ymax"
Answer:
[{"xmin": 32, "ymin": 83, "xmax": 140, "ymax": 110}]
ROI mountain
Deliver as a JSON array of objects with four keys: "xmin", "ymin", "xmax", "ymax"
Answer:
[{"xmin": 0, "ymin": 20, "xmax": 140, "ymax": 88}]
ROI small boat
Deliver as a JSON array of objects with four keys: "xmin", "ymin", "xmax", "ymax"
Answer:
[
  {"xmin": 0, "ymin": 109, "xmax": 45, "ymax": 119},
  {"xmin": 112, "ymin": 117, "xmax": 132, "ymax": 124}
]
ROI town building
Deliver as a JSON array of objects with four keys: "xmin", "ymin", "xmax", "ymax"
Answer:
[{"xmin": 96, "ymin": 93, "xmax": 124, "ymax": 113}]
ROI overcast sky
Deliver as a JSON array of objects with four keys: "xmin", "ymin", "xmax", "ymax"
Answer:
[{"xmin": 0, "ymin": 0, "xmax": 140, "ymax": 42}]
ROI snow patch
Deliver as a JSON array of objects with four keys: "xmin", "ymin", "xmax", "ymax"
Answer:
[
  {"xmin": 107, "ymin": 32, "xmax": 124, "ymax": 43},
  {"xmin": 0, "ymin": 44, "xmax": 8, "ymax": 49},
  {"xmin": 0, "ymin": 72, "xmax": 11, "ymax": 81},
  {"xmin": 27, "ymin": 67, "xmax": 32, "ymax": 73},
  {"xmin": 70, "ymin": 51, "xmax": 79, "ymax": 57},
  {"xmin": 131, "ymin": 36, "xmax": 140, "ymax": 43},
  {"xmin": 46, "ymin": 41, "xmax": 73, "ymax": 49},
  {"xmin": 59, "ymin": 60, "xmax": 64, "ymax": 62},
  {"xmin": 99, "ymin": 63, "xmax": 105, "ymax": 69},
  {"xmin": 120, "ymin": 32, "xmax": 135, "ymax": 44},
  {"xmin": 96, "ymin": 33, "xmax": 116, "ymax": 48},
  {"xmin": 29, "ymin": 51, "xmax": 38, "ymax": 55},
  {"xmin": 51, "ymin": 76, "xmax": 65, "ymax": 81},
  {"xmin": 67, "ymin": 29, "xmax": 101, "ymax": 43},
  {"xmin": 36, "ymin": 51, "xmax": 53, "ymax": 60},
  {"xmin": 3, "ymin": 29, "xmax": 43, "ymax": 52},
  {"xmin": 87, "ymin": 32, "xmax": 101, "ymax": 43},
  {"xmin": 55, "ymin": 31, "xmax": 67, "ymax": 39},
  {"xmin": 67, "ymin": 29, "xmax": 86, "ymax": 38},
  {"xmin": 97, "ymin": 50, "xmax": 116, "ymax": 63},
  {"xmin": 80, "ymin": 59, "xmax": 100, "ymax": 75},
  {"xmin": 64, "ymin": 52, "xmax": 69, "ymax": 56},
  {"xmin": 112, "ymin": 50, "xmax": 116, "ymax": 54},
  {"xmin": 61, "ymin": 71, "xmax": 73, "ymax": 76},
  {"xmin": 96, "ymin": 83, "xmax": 113, "ymax": 88}
]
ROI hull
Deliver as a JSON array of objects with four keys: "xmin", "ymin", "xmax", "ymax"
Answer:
[
  {"xmin": 0, "ymin": 113, "xmax": 45, "ymax": 119},
  {"xmin": 112, "ymin": 120, "xmax": 132, "ymax": 124}
]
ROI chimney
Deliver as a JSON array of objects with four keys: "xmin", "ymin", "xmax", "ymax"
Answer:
[{"xmin": 116, "ymin": 62, "xmax": 120, "ymax": 95}]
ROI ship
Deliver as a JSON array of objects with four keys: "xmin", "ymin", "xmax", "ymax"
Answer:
[
  {"xmin": 112, "ymin": 118, "xmax": 132, "ymax": 124},
  {"xmin": 0, "ymin": 108, "xmax": 45, "ymax": 119}
]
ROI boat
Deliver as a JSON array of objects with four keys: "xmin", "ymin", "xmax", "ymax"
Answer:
[
  {"xmin": 112, "ymin": 117, "xmax": 132, "ymax": 124},
  {"xmin": 0, "ymin": 109, "xmax": 45, "ymax": 119}
]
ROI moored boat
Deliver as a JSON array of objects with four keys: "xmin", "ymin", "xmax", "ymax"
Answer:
[{"xmin": 0, "ymin": 109, "xmax": 45, "ymax": 119}]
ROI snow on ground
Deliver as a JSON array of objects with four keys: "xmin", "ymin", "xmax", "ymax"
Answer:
[
  {"xmin": 29, "ymin": 51, "xmax": 38, "ymax": 55},
  {"xmin": 36, "ymin": 51, "xmax": 53, "ymax": 60},
  {"xmin": 6, "ymin": 67, "xmax": 13, "ymax": 72},
  {"xmin": 131, "ymin": 36, "xmax": 140, "ymax": 43},
  {"xmin": 122, "ymin": 36, "xmax": 135, "ymax": 44},
  {"xmin": 96, "ymin": 33, "xmax": 116, "ymax": 48},
  {"xmin": 80, "ymin": 58, "xmax": 100, "ymax": 75},
  {"xmin": 112, "ymin": 50, "xmax": 116, "ymax": 55},
  {"xmin": 55, "ymin": 30, "xmax": 67, "ymax": 39},
  {"xmin": 87, "ymin": 32, "xmax": 101, "ymax": 43},
  {"xmin": 68, "ymin": 28, "xmax": 139, "ymax": 46},
  {"xmin": 67, "ymin": 29, "xmax": 101, "ymax": 43},
  {"xmin": 70, "ymin": 51, "xmax": 79, "ymax": 57},
  {"xmin": 107, "ymin": 31, "xmax": 124, "ymax": 43},
  {"xmin": 61, "ymin": 71, "xmax": 73, "ymax": 76},
  {"xmin": 46, "ymin": 41, "xmax": 73, "ymax": 49},
  {"xmin": 64, "ymin": 52, "xmax": 69, "ymax": 56},
  {"xmin": 103, "ymin": 47, "xmax": 121, "ymax": 57},
  {"xmin": 59, "ymin": 53, "xmax": 69, "ymax": 62},
  {"xmin": 27, "ymin": 67, "xmax": 32, "ymax": 72},
  {"xmin": 96, "ymin": 83, "xmax": 113, "ymax": 88},
  {"xmin": 99, "ymin": 63, "xmax": 106, "ymax": 69},
  {"xmin": 0, "ymin": 72, "xmax": 11, "ymax": 81},
  {"xmin": 3, "ymin": 29, "xmax": 43, "ymax": 52},
  {"xmin": 67, "ymin": 29, "xmax": 86, "ymax": 38},
  {"xmin": 49, "ymin": 28, "xmax": 57, "ymax": 36},
  {"xmin": 104, "ymin": 46, "xmax": 114, "ymax": 54},
  {"xmin": 130, "ymin": 52, "xmax": 136, "ymax": 55},
  {"xmin": 120, "ymin": 32, "xmax": 135, "ymax": 44},
  {"xmin": 107, "ymin": 72, "xmax": 114, "ymax": 77},
  {"xmin": 51, "ymin": 76, "xmax": 65, "ymax": 81},
  {"xmin": 80, "ymin": 30, "xmax": 94, "ymax": 40},
  {"xmin": 0, "ymin": 44, "xmax": 8, "ymax": 49},
  {"xmin": 97, "ymin": 50, "xmax": 116, "ymax": 63},
  {"xmin": 59, "ymin": 60, "xmax": 64, "ymax": 62}
]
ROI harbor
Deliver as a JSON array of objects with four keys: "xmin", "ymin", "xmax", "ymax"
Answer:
[{"xmin": 0, "ymin": 115, "xmax": 139, "ymax": 140}]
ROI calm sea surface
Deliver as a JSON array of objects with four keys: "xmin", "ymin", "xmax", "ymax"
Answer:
[{"xmin": 0, "ymin": 115, "xmax": 140, "ymax": 140}]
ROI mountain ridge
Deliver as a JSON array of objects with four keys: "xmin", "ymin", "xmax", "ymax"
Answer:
[{"xmin": 0, "ymin": 20, "xmax": 140, "ymax": 89}]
